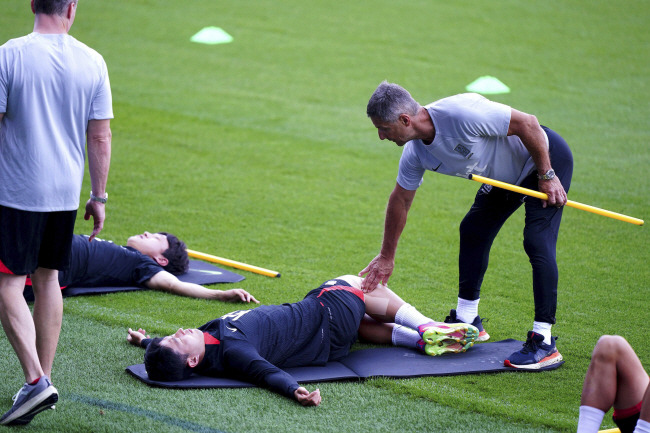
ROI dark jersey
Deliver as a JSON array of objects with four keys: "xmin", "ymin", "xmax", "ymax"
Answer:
[
  {"xmin": 59, "ymin": 235, "xmax": 162, "ymax": 287},
  {"xmin": 144, "ymin": 279, "xmax": 365, "ymax": 399}
]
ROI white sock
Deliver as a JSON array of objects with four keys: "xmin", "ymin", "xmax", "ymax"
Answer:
[
  {"xmin": 391, "ymin": 325, "xmax": 422, "ymax": 348},
  {"xmin": 634, "ymin": 419, "xmax": 650, "ymax": 433},
  {"xmin": 394, "ymin": 304, "xmax": 434, "ymax": 330},
  {"xmin": 576, "ymin": 406, "xmax": 605, "ymax": 433},
  {"xmin": 532, "ymin": 321, "xmax": 552, "ymax": 345},
  {"xmin": 456, "ymin": 298, "xmax": 479, "ymax": 323}
]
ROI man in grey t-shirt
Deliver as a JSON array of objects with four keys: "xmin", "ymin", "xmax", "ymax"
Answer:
[
  {"xmin": 0, "ymin": 0, "xmax": 112, "ymax": 425},
  {"xmin": 359, "ymin": 81, "xmax": 573, "ymax": 370}
]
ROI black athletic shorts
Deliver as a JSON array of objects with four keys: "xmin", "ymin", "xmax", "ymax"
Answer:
[
  {"xmin": 306, "ymin": 279, "xmax": 366, "ymax": 361},
  {"xmin": 0, "ymin": 205, "xmax": 77, "ymax": 275},
  {"xmin": 613, "ymin": 401, "xmax": 642, "ymax": 433}
]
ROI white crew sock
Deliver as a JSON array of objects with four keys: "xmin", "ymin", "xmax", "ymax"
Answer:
[
  {"xmin": 391, "ymin": 325, "xmax": 422, "ymax": 349},
  {"xmin": 532, "ymin": 321, "xmax": 552, "ymax": 345},
  {"xmin": 394, "ymin": 304, "xmax": 434, "ymax": 330},
  {"xmin": 456, "ymin": 298, "xmax": 479, "ymax": 323},
  {"xmin": 576, "ymin": 406, "xmax": 605, "ymax": 433},
  {"xmin": 634, "ymin": 419, "xmax": 650, "ymax": 433}
]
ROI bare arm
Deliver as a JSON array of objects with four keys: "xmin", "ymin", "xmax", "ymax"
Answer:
[
  {"xmin": 508, "ymin": 109, "xmax": 566, "ymax": 207},
  {"xmin": 360, "ymin": 183, "xmax": 417, "ymax": 292},
  {"xmin": 84, "ymin": 119, "xmax": 112, "ymax": 240},
  {"xmin": 145, "ymin": 270, "xmax": 259, "ymax": 302}
]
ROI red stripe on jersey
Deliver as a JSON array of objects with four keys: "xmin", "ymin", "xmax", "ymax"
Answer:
[
  {"xmin": 203, "ymin": 332, "xmax": 221, "ymax": 345},
  {"xmin": 317, "ymin": 285, "xmax": 364, "ymax": 301},
  {"xmin": 0, "ymin": 258, "xmax": 15, "ymax": 275}
]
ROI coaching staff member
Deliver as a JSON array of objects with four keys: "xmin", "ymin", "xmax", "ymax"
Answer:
[
  {"xmin": 359, "ymin": 81, "xmax": 573, "ymax": 370},
  {"xmin": 0, "ymin": 0, "xmax": 112, "ymax": 425}
]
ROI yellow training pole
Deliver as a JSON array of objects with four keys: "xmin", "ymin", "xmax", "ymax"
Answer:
[
  {"xmin": 187, "ymin": 249, "xmax": 281, "ymax": 278},
  {"xmin": 469, "ymin": 174, "xmax": 644, "ymax": 226}
]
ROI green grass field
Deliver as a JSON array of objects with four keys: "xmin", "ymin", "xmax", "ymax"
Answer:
[{"xmin": 1, "ymin": 1, "xmax": 648, "ymax": 431}]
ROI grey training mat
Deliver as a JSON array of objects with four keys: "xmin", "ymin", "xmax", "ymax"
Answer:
[
  {"xmin": 125, "ymin": 339, "xmax": 564, "ymax": 389},
  {"xmin": 23, "ymin": 260, "xmax": 244, "ymax": 301}
]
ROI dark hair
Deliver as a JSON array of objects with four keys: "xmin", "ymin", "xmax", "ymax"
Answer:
[
  {"xmin": 159, "ymin": 232, "xmax": 190, "ymax": 275},
  {"xmin": 367, "ymin": 81, "xmax": 420, "ymax": 122},
  {"xmin": 143, "ymin": 338, "xmax": 193, "ymax": 381},
  {"xmin": 33, "ymin": 0, "xmax": 76, "ymax": 16}
]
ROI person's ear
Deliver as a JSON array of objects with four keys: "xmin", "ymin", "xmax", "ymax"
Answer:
[
  {"xmin": 31, "ymin": 0, "xmax": 35, "ymax": 14},
  {"xmin": 186, "ymin": 354, "xmax": 200, "ymax": 368},
  {"xmin": 398, "ymin": 114, "xmax": 411, "ymax": 126},
  {"xmin": 67, "ymin": 1, "xmax": 76, "ymax": 19},
  {"xmin": 153, "ymin": 255, "xmax": 169, "ymax": 267}
]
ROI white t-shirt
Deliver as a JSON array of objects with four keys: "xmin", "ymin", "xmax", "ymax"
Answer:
[
  {"xmin": 0, "ymin": 32, "xmax": 113, "ymax": 211},
  {"xmin": 396, "ymin": 93, "xmax": 543, "ymax": 191}
]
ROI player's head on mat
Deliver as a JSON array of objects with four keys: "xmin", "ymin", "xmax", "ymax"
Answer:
[
  {"xmin": 127, "ymin": 231, "xmax": 190, "ymax": 275},
  {"xmin": 144, "ymin": 328, "xmax": 204, "ymax": 381}
]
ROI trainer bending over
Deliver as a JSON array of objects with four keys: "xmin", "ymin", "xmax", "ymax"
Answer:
[
  {"xmin": 360, "ymin": 81, "xmax": 573, "ymax": 369},
  {"xmin": 22, "ymin": 232, "xmax": 258, "ymax": 303},
  {"xmin": 126, "ymin": 275, "xmax": 479, "ymax": 406}
]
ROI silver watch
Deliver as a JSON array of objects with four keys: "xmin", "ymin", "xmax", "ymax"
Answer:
[
  {"xmin": 90, "ymin": 191, "xmax": 108, "ymax": 203},
  {"xmin": 537, "ymin": 169, "xmax": 555, "ymax": 180}
]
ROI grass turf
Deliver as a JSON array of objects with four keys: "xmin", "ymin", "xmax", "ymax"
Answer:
[{"xmin": 1, "ymin": 0, "xmax": 648, "ymax": 432}]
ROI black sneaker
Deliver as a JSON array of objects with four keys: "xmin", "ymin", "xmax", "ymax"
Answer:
[
  {"xmin": 0, "ymin": 375, "xmax": 58, "ymax": 426},
  {"xmin": 444, "ymin": 309, "xmax": 490, "ymax": 342},
  {"xmin": 504, "ymin": 331, "xmax": 563, "ymax": 370}
]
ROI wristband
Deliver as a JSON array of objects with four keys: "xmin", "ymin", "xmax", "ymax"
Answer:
[{"xmin": 90, "ymin": 191, "xmax": 108, "ymax": 203}]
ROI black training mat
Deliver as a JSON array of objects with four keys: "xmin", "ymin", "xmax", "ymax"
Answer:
[
  {"xmin": 125, "ymin": 339, "xmax": 564, "ymax": 389},
  {"xmin": 23, "ymin": 260, "xmax": 244, "ymax": 301}
]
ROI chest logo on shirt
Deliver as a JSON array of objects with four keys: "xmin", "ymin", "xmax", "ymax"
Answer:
[{"xmin": 454, "ymin": 143, "xmax": 473, "ymax": 159}]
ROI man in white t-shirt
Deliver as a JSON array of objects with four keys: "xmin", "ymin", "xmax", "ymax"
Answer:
[
  {"xmin": 0, "ymin": 0, "xmax": 112, "ymax": 425},
  {"xmin": 359, "ymin": 81, "xmax": 573, "ymax": 370}
]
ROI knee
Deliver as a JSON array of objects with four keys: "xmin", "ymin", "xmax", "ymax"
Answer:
[
  {"xmin": 591, "ymin": 335, "xmax": 629, "ymax": 364},
  {"xmin": 459, "ymin": 217, "xmax": 484, "ymax": 242}
]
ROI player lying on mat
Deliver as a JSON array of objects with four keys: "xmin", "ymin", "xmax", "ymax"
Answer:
[
  {"xmin": 22, "ymin": 232, "xmax": 258, "ymax": 303},
  {"xmin": 126, "ymin": 275, "xmax": 479, "ymax": 406}
]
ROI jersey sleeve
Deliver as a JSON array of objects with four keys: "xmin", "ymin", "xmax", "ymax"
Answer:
[
  {"xmin": 396, "ymin": 142, "xmax": 426, "ymax": 190},
  {"xmin": 223, "ymin": 341, "xmax": 300, "ymax": 399},
  {"xmin": 0, "ymin": 44, "xmax": 10, "ymax": 113},
  {"xmin": 89, "ymin": 58, "xmax": 113, "ymax": 120}
]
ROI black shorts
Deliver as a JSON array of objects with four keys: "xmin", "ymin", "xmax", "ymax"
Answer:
[
  {"xmin": 0, "ymin": 206, "xmax": 77, "ymax": 275},
  {"xmin": 613, "ymin": 402, "xmax": 642, "ymax": 433},
  {"xmin": 307, "ymin": 279, "xmax": 366, "ymax": 361}
]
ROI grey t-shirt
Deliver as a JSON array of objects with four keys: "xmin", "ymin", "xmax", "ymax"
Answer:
[
  {"xmin": 0, "ymin": 33, "xmax": 113, "ymax": 211},
  {"xmin": 397, "ymin": 93, "xmax": 544, "ymax": 190}
]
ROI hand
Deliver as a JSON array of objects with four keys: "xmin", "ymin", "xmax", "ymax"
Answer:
[
  {"xmin": 84, "ymin": 199, "xmax": 105, "ymax": 241},
  {"xmin": 127, "ymin": 328, "xmax": 149, "ymax": 346},
  {"xmin": 538, "ymin": 177, "xmax": 567, "ymax": 208},
  {"xmin": 359, "ymin": 254, "xmax": 394, "ymax": 293},
  {"xmin": 219, "ymin": 289, "xmax": 260, "ymax": 304},
  {"xmin": 294, "ymin": 387, "xmax": 321, "ymax": 407}
]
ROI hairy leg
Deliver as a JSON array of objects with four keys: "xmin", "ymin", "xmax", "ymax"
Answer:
[
  {"xmin": 31, "ymin": 268, "xmax": 62, "ymax": 378},
  {"xmin": 0, "ymin": 273, "xmax": 43, "ymax": 383}
]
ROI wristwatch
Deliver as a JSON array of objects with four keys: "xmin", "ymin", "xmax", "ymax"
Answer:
[
  {"xmin": 537, "ymin": 169, "xmax": 556, "ymax": 180},
  {"xmin": 90, "ymin": 191, "xmax": 108, "ymax": 203}
]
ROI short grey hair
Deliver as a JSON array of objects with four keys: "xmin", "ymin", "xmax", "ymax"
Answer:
[
  {"xmin": 33, "ymin": 0, "xmax": 77, "ymax": 16},
  {"xmin": 366, "ymin": 81, "xmax": 420, "ymax": 122}
]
